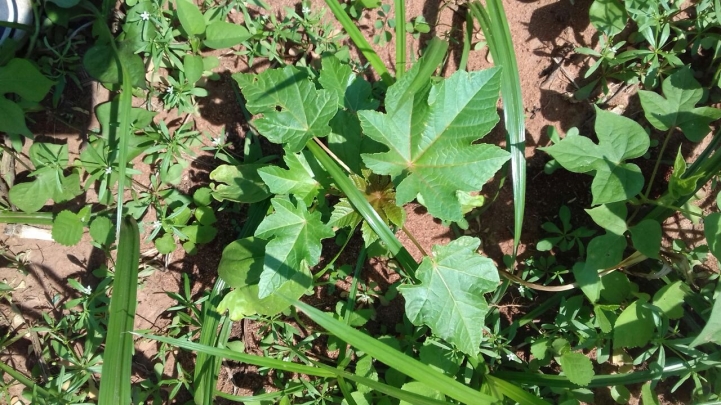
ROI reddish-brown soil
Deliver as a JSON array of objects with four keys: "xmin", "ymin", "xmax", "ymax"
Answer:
[{"xmin": 1, "ymin": 0, "xmax": 716, "ymax": 403}]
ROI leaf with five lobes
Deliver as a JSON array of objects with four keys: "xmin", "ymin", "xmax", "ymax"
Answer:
[
  {"xmin": 52, "ymin": 210, "xmax": 84, "ymax": 246},
  {"xmin": 638, "ymin": 67, "xmax": 721, "ymax": 142},
  {"xmin": 578, "ymin": 233, "xmax": 626, "ymax": 303},
  {"xmin": 218, "ymin": 238, "xmax": 307, "ymax": 319},
  {"xmin": 258, "ymin": 152, "xmax": 321, "ymax": 206},
  {"xmin": 319, "ymin": 56, "xmax": 379, "ymax": 112},
  {"xmin": 209, "ymin": 164, "xmax": 270, "ymax": 203},
  {"xmin": 234, "ymin": 66, "xmax": 339, "ymax": 152},
  {"xmin": 359, "ymin": 65, "xmax": 509, "ymax": 222},
  {"xmin": 255, "ymin": 198, "xmax": 334, "ymax": 299},
  {"xmin": 398, "ymin": 236, "xmax": 500, "ymax": 356},
  {"xmin": 629, "ymin": 219, "xmax": 661, "ymax": 259},
  {"xmin": 614, "ymin": 298, "xmax": 655, "ymax": 349},
  {"xmin": 652, "ymin": 281, "xmax": 688, "ymax": 320},
  {"xmin": 559, "ymin": 351, "xmax": 594, "ymax": 386},
  {"xmin": 320, "ymin": 57, "xmax": 384, "ymax": 173},
  {"xmin": 541, "ymin": 107, "xmax": 649, "ymax": 205}
]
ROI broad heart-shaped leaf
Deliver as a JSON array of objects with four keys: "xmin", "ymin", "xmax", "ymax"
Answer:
[
  {"xmin": 541, "ymin": 107, "xmax": 649, "ymax": 205},
  {"xmin": 254, "ymin": 198, "xmax": 334, "ymax": 299},
  {"xmin": 0, "ymin": 98, "xmax": 32, "ymax": 137},
  {"xmin": 639, "ymin": 67, "xmax": 721, "ymax": 142},
  {"xmin": 690, "ymin": 281, "xmax": 721, "ymax": 347},
  {"xmin": 398, "ymin": 237, "xmax": 500, "ymax": 356},
  {"xmin": 217, "ymin": 238, "xmax": 307, "ymax": 319},
  {"xmin": 233, "ymin": 66, "xmax": 339, "ymax": 152},
  {"xmin": 359, "ymin": 66, "xmax": 509, "ymax": 222},
  {"xmin": 614, "ymin": 298, "xmax": 656, "ymax": 349},
  {"xmin": 0, "ymin": 58, "xmax": 54, "ymax": 101},
  {"xmin": 577, "ymin": 233, "xmax": 626, "ymax": 303},
  {"xmin": 652, "ymin": 281, "xmax": 688, "ymax": 320}
]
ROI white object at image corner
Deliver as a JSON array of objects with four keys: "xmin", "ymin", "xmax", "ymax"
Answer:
[{"xmin": 0, "ymin": 0, "xmax": 33, "ymax": 45}]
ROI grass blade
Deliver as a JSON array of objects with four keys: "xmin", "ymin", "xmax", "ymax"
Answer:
[
  {"xmin": 0, "ymin": 211, "xmax": 53, "ymax": 225},
  {"xmin": 137, "ymin": 333, "xmax": 336, "ymax": 377},
  {"xmin": 98, "ymin": 216, "xmax": 140, "ymax": 404},
  {"xmin": 292, "ymin": 299, "xmax": 497, "ymax": 404},
  {"xmin": 485, "ymin": 375, "xmax": 551, "ymax": 405},
  {"xmin": 470, "ymin": 0, "xmax": 526, "ymax": 261},
  {"xmin": 193, "ymin": 199, "xmax": 270, "ymax": 405},
  {"xmin": 324, "ymin": 0, "xmax": 393, "ymax": 85},
  {"xmin": 395, "ymin": 0, "xmax": 406, "ymax": 78}
]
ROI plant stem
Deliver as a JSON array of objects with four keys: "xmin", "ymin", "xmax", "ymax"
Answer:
[
  {"xmin": 643, "ymin": 127, "xmax": 675, "ymax": 200},
  {"xmin": 402, "ymin": 225, "xmax": 428, "ymax": 257}
]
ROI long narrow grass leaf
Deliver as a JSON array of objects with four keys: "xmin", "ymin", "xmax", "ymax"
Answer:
[
  {"xmin": 471, "ymin": 0, "xmax": 526, "ymax": 261},
  {"xmin": 485, "ymin": 375, "xmax": 551, "ymax": 405},
  {"xmin": 136, "ymin": 333, "xmax": 336, "ymax": 377},
  {"xmin": 0, "ymin": 211, "xmax": 53, "ymax": 225},
  {"xmin": 394, "ymin": 0, "xmax": 406, "ymax": 78},
  {"xmin": 292, "ymin": 299, "xmax": 496, "ymax": 404},
  {"xmin": 494, "ymin": 352, "xmax": 721, "ymax": 388},
  {"xmin": 324, "ymin": 0, "xmax": 393, "ymax": 85},
  {"xmin": 98, "ymin": 216, "xmax": 140, "ymax": 404}
]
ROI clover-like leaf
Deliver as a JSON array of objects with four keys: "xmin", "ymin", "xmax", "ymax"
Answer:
[
  {"xmin": 234, "ymin": 66, "xmax": 339, "ymax": 152},
  {"xmin": 639, "ymin": 67, "xmax": 721, "ymax": 142},
  {"xmin": 359, "ymin": 65, "xmax": 508, "ymax": 222},
  {"xmin": 254, "ymin": 198, "xmax": 334, "ymax": 299},
  {"xmin": 52, "ymin": 210, "xmax": 84, "ymax": 246},
  {"xmin": 398, "ymin": 237, "xmax": 500, "ymax": 356},
  {"xmin": 541, "ymin": 107, "xmax": 649, "ymax": 205}
]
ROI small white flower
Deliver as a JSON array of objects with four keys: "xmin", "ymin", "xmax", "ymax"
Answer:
[
  {"xmin": 506, "ymin": 353, "xmax": 517, "ymax": 361},
  {"xmin": 152, "ymin": 220, "xmax": 162, "ymax": 229},
  {"xmin": 302, "ymin": 5, "xmax": 311, "ymax": 14},
  {"xmin": 140, "ymin": 11, "xmax": 150, "ymax": 21},
  {"xmin": 211, "ymin": 136, "xmax": 223, "ymax": 146},
  {"xmin": 104, "ymin": 166, "xmax": 112, "ymax": 175},
  {"xmin": 166, "ymin": 86, "xmax": 174, "ymax": 94},
  {"xmin": 517, "ymin": 285, "xmax": 525, "ymax": 294}
]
